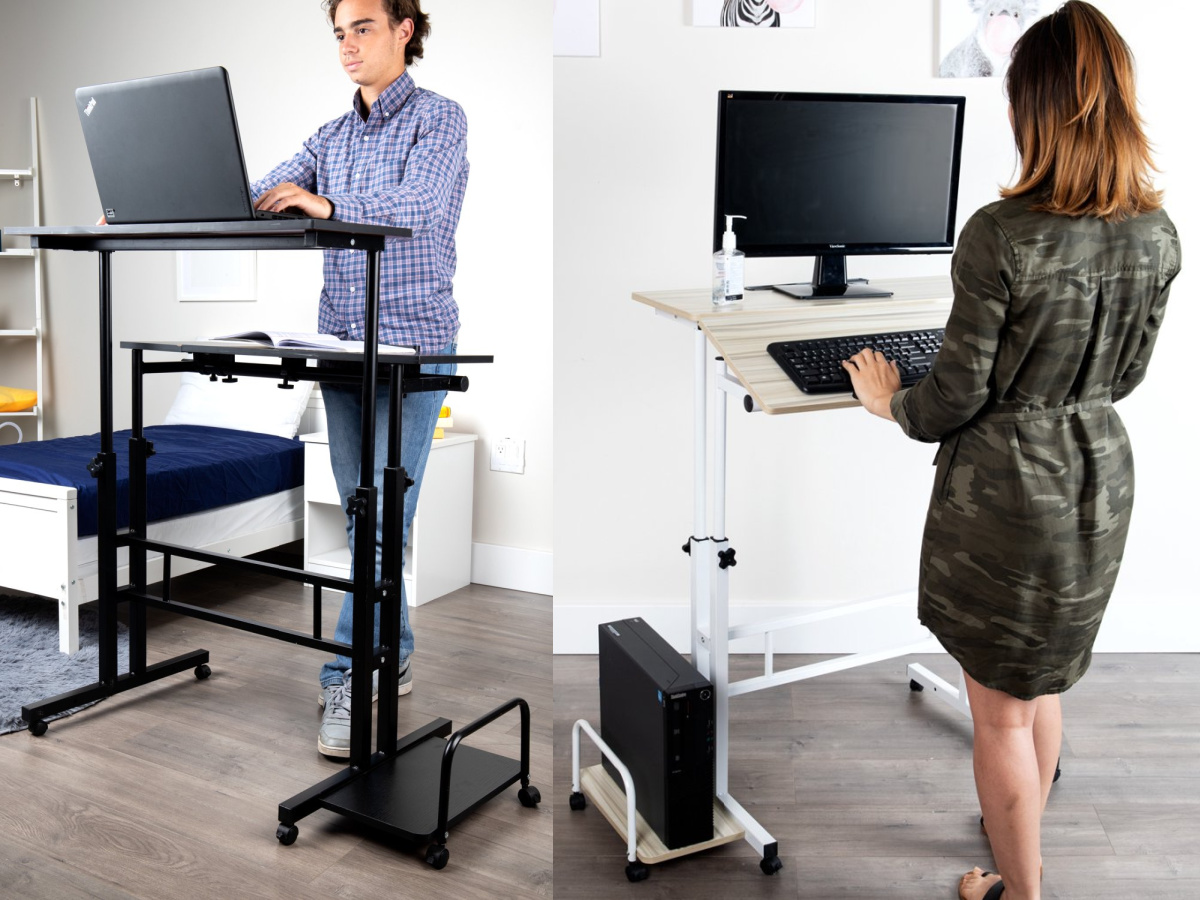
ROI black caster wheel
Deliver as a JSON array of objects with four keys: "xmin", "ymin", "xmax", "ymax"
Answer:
[
  {"xmin": 194, "ymin": 664, "xmax": 211, "ymax": 680},
  {"xmin": 760, "ymin": 855, "xmax": 783, "ymax": 875},
  {"xmin": 625, "ymin": 861, "xmax": 650, "ymax": 882},
  {"xmin": 425, "ymin": 844, "xmax": 450, "ymax": 870},
  {"xmin": 569, "ymin": 791, "xmax": 587, "ymax": 811},
  {"xmin": 518, "ymin": 785, "xmax": 542, "ymax": 808},
  {"xmin": 28, "ymin": 719, "xmax": 47, "ymax": 737},
  {"xmin": 909, "ymin": 679, "xmax": 924, "ymax": 692},
  {"xmin": 276, "ymin": 823, "xmax": 298, "ymax": 845}
]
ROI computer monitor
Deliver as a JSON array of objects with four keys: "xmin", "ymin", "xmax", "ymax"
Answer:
[{"xmin": 713, "ymin": 91, "xmax": 966, "ymax": 299}]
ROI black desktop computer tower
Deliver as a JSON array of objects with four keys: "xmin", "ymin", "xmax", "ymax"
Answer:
[{"xmin": 598, "ymin": 617, "xmax": 715, "ymax": 849}]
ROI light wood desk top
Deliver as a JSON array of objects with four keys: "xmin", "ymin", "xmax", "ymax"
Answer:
[{"xmin": 633, "ymin": 277, "xmax": 954, "ymax": 414}]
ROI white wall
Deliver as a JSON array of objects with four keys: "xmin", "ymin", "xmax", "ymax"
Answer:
[
  {"xmin": 553, "ymin": 0, "xmax": 1198, "ymax": 652},
  {"xmin": 0, "ymin": 0, "xmax": 553, "ymax": 588}
]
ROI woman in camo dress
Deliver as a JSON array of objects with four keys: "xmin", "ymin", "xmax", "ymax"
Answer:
[{"xmin": 844, "ymin": 4, "xmax": 1180, "ymax": 900}]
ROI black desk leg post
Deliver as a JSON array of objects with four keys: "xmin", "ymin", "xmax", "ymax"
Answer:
[
  {"xmin": 128, "ymin": 350, "xmax": 149, "ymax": 674},
  {"xmin": 349, "ymin": 245, "xmax": 383, "ymax": 771},
  {"xmin": 96, "ymin": 251, "xmax": 120, "ymax": 687},
  {"xmin": 350, "ymin": 483, "xmax": 376, "ymax": 770},
  {"xmin": 377, "ymin": 362, "xmax": 405, "ymax": 753}
]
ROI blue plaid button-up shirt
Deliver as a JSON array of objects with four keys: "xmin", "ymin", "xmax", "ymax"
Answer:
[{"xmin": 252, "ymin": 71, "xmax": 467, "ymax": 351}]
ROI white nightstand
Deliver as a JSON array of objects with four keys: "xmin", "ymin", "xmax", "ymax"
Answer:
[{"xmin": 300, "ymin": 431, "xmax": 477, "ymax": 607}]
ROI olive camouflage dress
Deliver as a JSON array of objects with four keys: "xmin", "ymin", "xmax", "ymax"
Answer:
[{"xmin": 891, "ymin": 196, "xmax": 1181, "ymax": 699}]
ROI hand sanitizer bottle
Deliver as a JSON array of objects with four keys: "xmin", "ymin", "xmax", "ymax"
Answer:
[{"xmin": 712, "ymin": 214, "xmax": 746, "ymax": 305}]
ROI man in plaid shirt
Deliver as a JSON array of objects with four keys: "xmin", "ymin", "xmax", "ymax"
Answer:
[{"xmin": 252, "ymin": 0, "xmax": 467, "ymax": 758}]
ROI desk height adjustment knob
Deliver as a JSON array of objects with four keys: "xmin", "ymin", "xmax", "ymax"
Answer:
[{"xmin": 718, "ymin": 547, "xmax": 737, "ymax": 569}]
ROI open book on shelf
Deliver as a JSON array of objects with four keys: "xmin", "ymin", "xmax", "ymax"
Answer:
[{"xmin": 210, "ymin": 330, "xmax": 416, "ymax": 354}]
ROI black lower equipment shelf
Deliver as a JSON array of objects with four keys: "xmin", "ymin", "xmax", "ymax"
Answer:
[{"xmin": 277, "ymin": 697, "xmax": 540, "ymax": 869}]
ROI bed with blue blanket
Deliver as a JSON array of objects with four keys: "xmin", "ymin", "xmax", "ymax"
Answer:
[{"xmin": 0, "ymin": 375, "xmax": 315, "ymax": 653}]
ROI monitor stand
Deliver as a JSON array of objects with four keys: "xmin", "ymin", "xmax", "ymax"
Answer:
[{"xmin": 771, "ymin": 253, "xmax": 893, "ymax": 300}]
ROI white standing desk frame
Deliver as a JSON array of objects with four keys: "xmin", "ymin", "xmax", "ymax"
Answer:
[{"xmin": 637, "ymin": 278, "xmax": 973, "ymax": 872}]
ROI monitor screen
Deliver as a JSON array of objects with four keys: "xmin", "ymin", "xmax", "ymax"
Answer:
[{"xmin": 713, "ymin": 91, "xmax": 966, "ymax": 298}]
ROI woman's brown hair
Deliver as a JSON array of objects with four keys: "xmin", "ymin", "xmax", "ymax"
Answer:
[{"xmin": 1002, "ymin": 0, "xmax": 1161, "ymax": 221}]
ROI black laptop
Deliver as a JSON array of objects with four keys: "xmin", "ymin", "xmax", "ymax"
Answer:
[{"xmin": 75, "ymin": 66, "xmax": 303, "ymax": 224}]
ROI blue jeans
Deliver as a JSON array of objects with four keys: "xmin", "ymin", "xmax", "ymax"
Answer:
[{"xmin": 318, "ymin": 341, "xmax": 457, "ymax": 687}]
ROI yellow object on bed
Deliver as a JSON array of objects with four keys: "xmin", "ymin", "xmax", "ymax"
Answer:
[{"xmin": 0, "ymin": 386, "xmax": 37, "ymax": 412}]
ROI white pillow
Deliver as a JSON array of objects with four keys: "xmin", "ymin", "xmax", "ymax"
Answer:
[{"xmin": 164, "ymin": 370, "xmax": 314, "ymax": 439}]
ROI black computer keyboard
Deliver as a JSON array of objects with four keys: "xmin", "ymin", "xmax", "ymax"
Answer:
[{"xmin": 767, "ymin": 328, "xmax": 944, "ymax": 395}]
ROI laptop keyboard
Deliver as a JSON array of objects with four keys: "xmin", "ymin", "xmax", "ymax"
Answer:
[{"xmin": 767, "ymin": 328, "xmax": 944, "ymax": 395}]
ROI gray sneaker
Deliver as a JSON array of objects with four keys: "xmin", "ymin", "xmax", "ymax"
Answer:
[
  {"xmin": 317, "ymin": 668, "xmax": 387, "ymax": 757},
  {"xmin": 317, "ymin": 664, "xmax": 411, "ymax": 709},
  {"xmin": 317, "ymin": 679, "xmax": 353, "ymax": 758},
  {"xmin": 318, "ymin": 668, "xmax": 379, "ymax": 709}
]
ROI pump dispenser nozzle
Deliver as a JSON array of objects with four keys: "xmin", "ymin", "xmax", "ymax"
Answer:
[{"xmin": 722, "ymin": 214, "xmax": 746, "ymax": 251}]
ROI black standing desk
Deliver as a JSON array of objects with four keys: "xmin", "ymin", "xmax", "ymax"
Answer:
[{"xmin": 8, "ymin": 220, "xmax": 539, "ymax": 869}]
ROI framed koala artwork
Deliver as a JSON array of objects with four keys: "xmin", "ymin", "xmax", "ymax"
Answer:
[{"xmin": 938, "ymin": 1, "xmax": 1047, "ymax": 78}]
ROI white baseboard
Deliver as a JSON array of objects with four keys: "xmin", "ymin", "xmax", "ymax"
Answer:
[
  {"xmin": 553, "ymin": 597, "xmax": 931, "ymax": 655},
  {"xmin": 1092, "ymin": 599, "xmax": 1200, "ymax": 653},
  {"xmin": 471, "ymin": 542, "xmax": 552, "ymax": 596},
  {"xmin": 554, "ymin": 596, "xmax": 1200, "ymax": 654}
]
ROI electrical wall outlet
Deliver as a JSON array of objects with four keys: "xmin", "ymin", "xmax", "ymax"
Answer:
[{"xmin": 490, "ymin": 437, "xmax": 525, "ymax": 474}]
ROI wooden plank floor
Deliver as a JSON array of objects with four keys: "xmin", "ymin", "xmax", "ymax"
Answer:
[
  {"xmin": 554, "ymin": 651, "xmax": 1200, "ymax": 899},
  {"xmin": 0, "ymin": 545, "xmax": 552, "ymax": 899}
]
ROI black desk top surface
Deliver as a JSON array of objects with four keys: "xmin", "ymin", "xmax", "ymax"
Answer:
[
  {"xmin": 4, "ymin": 220, "xmax": 411, "ymax": 239},
  {"xmin": 3, "ymin": 220, "xmax": 411, "ymax": 252}
]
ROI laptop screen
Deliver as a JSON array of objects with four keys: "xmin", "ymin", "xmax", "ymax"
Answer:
[{"xmin": 76, "ymin": 66, "xmax": 267, "ymax": 224}]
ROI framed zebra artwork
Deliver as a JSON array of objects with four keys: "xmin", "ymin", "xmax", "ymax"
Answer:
[{"xmin": 689, "ymin": 0, "xmax": 816, "ymax": 28}]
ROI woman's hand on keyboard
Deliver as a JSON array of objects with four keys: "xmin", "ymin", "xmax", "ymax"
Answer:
[{"xmin": 842, "ymin": 348, "xmax": 900, "ymax": 421}]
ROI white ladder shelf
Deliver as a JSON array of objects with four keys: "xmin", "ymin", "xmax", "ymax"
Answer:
[{"xmin": 0, "ymin": 98, "xmax": 44, "ymax": 442}]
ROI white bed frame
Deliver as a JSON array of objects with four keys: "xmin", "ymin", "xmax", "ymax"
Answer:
[
  {"xmin": 1, "ymin": 392, "xmax": 324, "ymax": 655},
  {"xmin": 0, "ymin": 476, "xmax": 302, "ymax": 654}
]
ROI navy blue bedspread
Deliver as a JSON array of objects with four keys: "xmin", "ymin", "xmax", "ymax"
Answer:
[{"xmin": 0, "ymin": 425, "xmax": 304, "ymax": 537}]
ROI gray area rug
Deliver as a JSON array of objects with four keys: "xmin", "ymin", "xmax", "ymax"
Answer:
[{"xmin": 0, "ymin": 594, "xmax": 129, "ymax": 735}]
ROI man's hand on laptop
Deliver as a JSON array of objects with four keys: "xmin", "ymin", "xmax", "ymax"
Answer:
[{"xmin": 255, "ymin": 183, "xmax": 333, "ymax": 219}]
